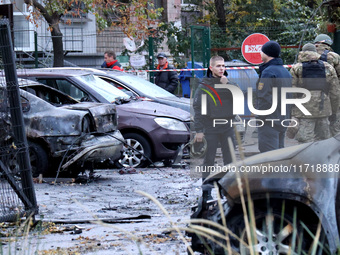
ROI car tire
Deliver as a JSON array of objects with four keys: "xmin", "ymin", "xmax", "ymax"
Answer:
[
  {"xmin": 115, "ymin": 133, "xmax": 152, "ymax": 168},
  {"xmin": 28, "ymin": 141, "xmax": 49, "ymax": 177},
  {"xmin": 226, "ymin": 202, "xmax": 328, "ymax": 255}
]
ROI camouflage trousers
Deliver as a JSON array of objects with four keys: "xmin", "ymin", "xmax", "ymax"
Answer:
[
  {"xmin": 330, "ymin": 112, "xmax": 340, "ymax": 137},
  {"xmin": 295, "ymin": 117, "xmax": 330, "ymax": 143}
]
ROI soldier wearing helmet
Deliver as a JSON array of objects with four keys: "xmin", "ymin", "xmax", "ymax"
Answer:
[
  {"xmin": 314, "ymin": 34, "xmax": 340, "ymax": 136},
  {"xmin": 290, "ymin": 43, "xmax": 340, "ymax": 142},
  {"xmin": 314, "ymin": 34, "xmax": 340, "ymax": 79}
]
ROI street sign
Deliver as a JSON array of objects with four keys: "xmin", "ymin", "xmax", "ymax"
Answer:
[{"xmin": 241, "ymin": 33, "xmax": 270, "ymax": 64}]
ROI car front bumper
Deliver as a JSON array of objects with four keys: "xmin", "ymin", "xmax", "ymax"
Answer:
[{"xmin": 61, "ymin": 130, "xmax": 124, "ymax": 170}]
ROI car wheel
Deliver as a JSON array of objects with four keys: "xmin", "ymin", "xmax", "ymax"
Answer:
[
  {"xmin": 227, "ymin": 203, "xmax": 328, "ymax": 255},
  {"xmin": 28, "ymin": 141, "xmax": 49, "ymax": 177},
  {"xmin": 116, "ymin": 133, "xmax": 151, "ymax": 168}
]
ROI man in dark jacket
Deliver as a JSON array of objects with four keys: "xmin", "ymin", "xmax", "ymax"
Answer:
[
  {"xmin": 102, "ymin": 51, "xmax": 123, "ymax": 71},
  {"xmin": 193, "ymin": 56, "xmax": 236, "ymax": 199},
  {"xmin": 257, "ymin": 41, "xmax": 292, "ymax": 152},
  {"xmin": 154, "ymin": 53, "xmax": 179, "ymax": 94}
]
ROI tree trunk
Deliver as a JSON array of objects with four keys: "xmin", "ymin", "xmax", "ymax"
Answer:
[
  {"xmin": 23, "ymin": 0, "xmax": 65, "ymax": 67},
  {"xmin": 214, "ymin": 0, "xmax": 226, "ymax": 30},
  {"xmin": 51, "ymin": 24, "xmax": 64, "ymax": 67}
]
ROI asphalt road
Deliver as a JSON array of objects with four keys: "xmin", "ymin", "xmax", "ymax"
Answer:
[{"xmin": 2, "ymin": 166, "xmax": 202, "ymax": 255}]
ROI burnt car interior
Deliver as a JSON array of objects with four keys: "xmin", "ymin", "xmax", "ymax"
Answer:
[
  {"xmin": 22, "ymin": 86, "xmax": 78, "ymax": 106},
  {"xmin": 35, "ymin": 78, "xmax": 89, "ymax": 102}
]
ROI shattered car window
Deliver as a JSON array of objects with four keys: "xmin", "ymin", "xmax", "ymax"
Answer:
[
  {"xmin": 74, "ymin": 75, "xmax": 130, "ymax": 102},
  {"xmin": 22, "ymin": 86, "xmax": 78, "ymax": 106},
  {"xmin": 37, "ymin": 78, "xmax": 88, "ymax": 102},
  {"xmin": 116, "ymin": 74, "xmax": 176, "ymax": 98}
]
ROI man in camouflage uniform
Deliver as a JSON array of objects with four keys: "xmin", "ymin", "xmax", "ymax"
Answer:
[
  {"xmin": 314, "ymin": 34, "xmax": 340, "ymax": 136},
  {"xmin": 290, "ymin": 43, "xmax": 340, "ymax": 143}
]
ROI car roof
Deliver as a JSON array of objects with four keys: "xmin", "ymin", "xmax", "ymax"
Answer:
[
  {"xmin": 0, "ymin": 77, "xmax": 44, "ymax": 88},
  {"xmin": 16, "ymin": 68, "xmax": 93, "ymax": 78},
  {"xmin": 40, "ymin": 67, "xmax": 134, "ymax": 78}
]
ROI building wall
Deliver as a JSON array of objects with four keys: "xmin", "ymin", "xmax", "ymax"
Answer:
[
  {"xmin": 165, "ymin": 0, "xmax": 181, "ymax": 22},
  {"xmin": 7, "ymin": 0, "xmax": 185, "ymax": 68},
  {"xmin": 96, "ymin": 27, "xmax": 125, "ymax": 55}
]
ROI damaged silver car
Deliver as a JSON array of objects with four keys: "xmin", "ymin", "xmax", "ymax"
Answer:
[
  {"xmin": 189, "ymin": 134, "xmax": 340, "ymax": 254},
  {"xmin": 1, "ymin": 78, "xmax": 123, "ymax": 177}
]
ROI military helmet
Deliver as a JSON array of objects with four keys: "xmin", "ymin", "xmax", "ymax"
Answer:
[
  {"xmin": 314, "ymin": 34, "xmax": 333, "ymax": 46},
  {"xmin": 190, "ymin": 137, "xmax": 207, "ymax": 159}
]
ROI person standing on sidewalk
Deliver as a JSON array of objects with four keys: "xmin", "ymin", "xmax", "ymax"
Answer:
[
  {"xmin": 290, "ymin": 43, "xmax": 340, "ymax": 143},
  {"xmin": 154, "ymin": 53, "xmax": 179, "ymax": 94},
  {"xmin": 193, "ymin": 55, "xmax": 236, "ymax": 199},
  {"xmin": 257, "ymin": 41, "xmax": 292, "ymax": 152},
  {"xmin": 314, "ymin": 34, "xmax": 340, "ymax": 136}
]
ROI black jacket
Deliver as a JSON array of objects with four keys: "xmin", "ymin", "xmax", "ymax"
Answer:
[
  {"xmin": 193, "ymin": 69, "xmax": 236, "ymax": 134},
  {"xmin": 154, "ymin": 64, "xmax": 179, "ymax": 93},
  {"xmin": 257, "ymin": 58, "xmax": 292, "ymax": 130}
]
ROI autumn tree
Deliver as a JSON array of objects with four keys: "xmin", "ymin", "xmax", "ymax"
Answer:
[
  {"xmin": 195, "ymin": 0, "xmax": 323, "ymax": 62},
  {"xmin": 23, "ymin": 0, "xmax": 162, "ymax": 66}
]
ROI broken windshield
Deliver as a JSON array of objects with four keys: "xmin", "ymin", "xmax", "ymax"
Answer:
[{"xmin": 75, "ymin": 74, "xmax": 130, "ymax": 103}]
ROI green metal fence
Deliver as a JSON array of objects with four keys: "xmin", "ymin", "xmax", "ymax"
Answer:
[{"xmin": 12, "ymin": 24, "xmax": 326, "ymax": 69}]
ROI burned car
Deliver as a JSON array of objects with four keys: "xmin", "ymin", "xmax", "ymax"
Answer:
[
  {"xmin": 189, "ymin": 134, "xmax": 340, "ymax": 254},
  {"xmin": 15, "ymin": 69, "xmax": 190, "ymax": 168},
  {"xmin": 0, "ymin": 78, "xmax": 123, "ymax": 177}
]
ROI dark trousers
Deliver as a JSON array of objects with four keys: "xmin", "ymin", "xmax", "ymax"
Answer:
[
  {"xmin": 202, "ymin": 128, "xmax": 234, "ymax": 179},
  {"xmin": 258, "ymin": 124, "xmax": 285, "ymax": 153}
]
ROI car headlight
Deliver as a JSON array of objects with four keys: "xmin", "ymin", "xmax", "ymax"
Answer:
[{"xmin": 154, "ymin": 117, "xmax": 188, "ymax": 131}]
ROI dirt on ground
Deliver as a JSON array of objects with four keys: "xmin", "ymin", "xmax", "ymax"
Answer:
[{"xmin": 2, "ymin": 165, "xmax": 203, "ymax": 255}]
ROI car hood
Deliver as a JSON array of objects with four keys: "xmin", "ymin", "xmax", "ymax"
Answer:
[
  {"xmin": 116, "ymin": 100, "xmax": 190, "ymax": 121},
  {"xmin": 61, "ymin": 102, "xmax": 117, "ymax": 133}
]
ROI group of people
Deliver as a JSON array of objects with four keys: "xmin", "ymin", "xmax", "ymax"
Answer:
[
  {"xmin": 101, "ymin": 51, "xmax": 179, "ymax": 94},
  {"xmin": 102, "ymin": 33, "xmax": 340, "ymax": 161},
  {"xmin": 290, "ymin": 35, "xmax": 340, "ymax": 143},
  {"xmin": 191, "ymin": 34, "xmax": 340, "ymax": 198}
]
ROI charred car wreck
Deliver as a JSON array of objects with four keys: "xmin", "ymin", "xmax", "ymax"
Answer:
[
  {"xmin": 189, "ymin": 134, "xmax": 340, "ymax": 254},
  {"xmin": 1, "ymin": 78, "xmax": 123, "ymax": 177},
  {"xmin": 15, "ymin": 69, "xmax": 190, "ymax": 168}
]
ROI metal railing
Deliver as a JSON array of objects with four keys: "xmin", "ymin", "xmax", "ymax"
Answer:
[{"xmin": 0, "ymin": 19, "xmax": 38, "ymax": 222}]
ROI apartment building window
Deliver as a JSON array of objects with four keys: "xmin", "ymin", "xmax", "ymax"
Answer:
[
  {"xmin": 181, "ymin": 0, "xmax": 199, "ymax": 11},
  {"xmin": 153, "ymin": 0, "xmax": 162, "ymax": 9},
  {"xmin": 181, "ymin": 0, "xmax": 199, "ymax": 5},
  {"xmin": 13, "ymin": 12, "xmax": 34, "ymax": 51}
]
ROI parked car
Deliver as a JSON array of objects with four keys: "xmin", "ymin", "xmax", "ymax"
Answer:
[
  {"xmin": 16, "ymin": 69, "xmax": 191, "ymax": 168},
  {"xmin": 190, "ymin": 133, "xmax": 340, "ymax": 254},
  {"xmin": 40, "ymin": 67, "xmax": 191, "ymax": 112},
  {"xmin": 0, "ymin": 78, "xmax": 124, "ymax": 177}
]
